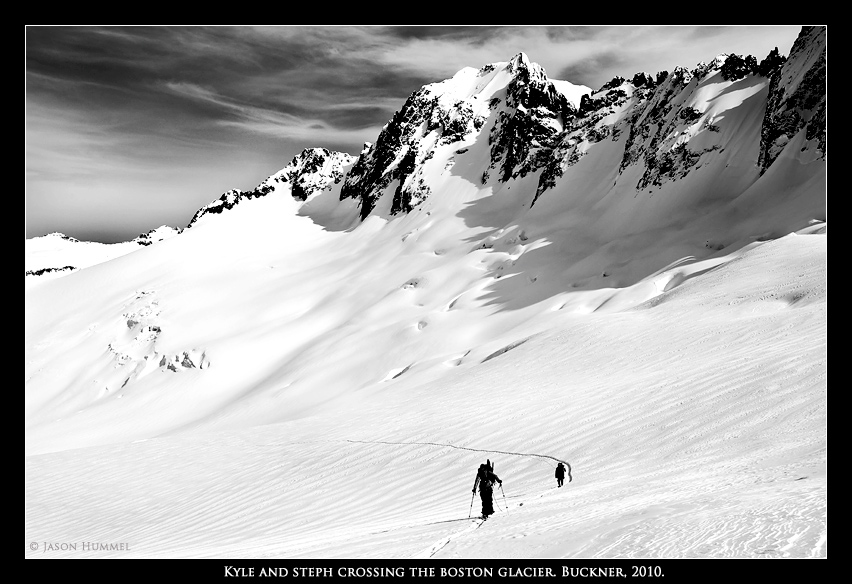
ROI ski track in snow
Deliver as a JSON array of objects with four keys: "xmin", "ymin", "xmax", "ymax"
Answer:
[
  {"xmin": 344, "ymin": 439, "xmax": 573, "ymax": 482},
  {"xmin": 412, "ymin": 518, "xmax": 485, "ymax": 559}
]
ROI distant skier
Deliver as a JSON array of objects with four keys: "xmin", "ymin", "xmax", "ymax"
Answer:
[
  {"xmin": 555, "ymin": 462, "xmax": 566, "ymax": 487},
  {"xmin": 472, "ymin": 459, "xmax": 502, "ymax": 519}
]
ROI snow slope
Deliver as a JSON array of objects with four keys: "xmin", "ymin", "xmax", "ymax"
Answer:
[
  {"xmin": 25, "ymin": 31, "xmax": 826, "ymax": 559},
  {"xmin": 25, "ymin": 227, "xmax": 181, "ymax": 289}
]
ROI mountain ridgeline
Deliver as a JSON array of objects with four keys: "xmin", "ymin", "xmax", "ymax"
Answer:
[
  {"xmin": 24, "ymin": 26, "xmax": 827, "ymax": 455},
  {"xmin": 184, "ymin": 26, "xmax": 824, "ymax": 232}
]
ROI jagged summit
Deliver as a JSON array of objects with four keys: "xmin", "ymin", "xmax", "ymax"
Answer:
[
  {"xmin": 38, "ymin": 29, "xmax": 824, "ymax": 267},
  {"xmin": 506, "ymin": 51, "xmax": 552, "ymax": 94},
  {"xmin": 173, "ymin": 52, "xmax": 591, "ymax": 228},
  {"xmin": 508, "ymin": 52, "xmax": 531, "ymax": 68},
  {"xmin": 334, "ymin": 52, "xmax": 590, "ymax": 220}
]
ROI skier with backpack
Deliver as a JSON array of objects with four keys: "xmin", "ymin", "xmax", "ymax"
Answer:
[
  {"xmin": 471, "ymin": 459, "xmax": 502, "ymax": 519},
  {"xmin": 555, "ymin": 462, "xmax": 566, "ymax": 487}
]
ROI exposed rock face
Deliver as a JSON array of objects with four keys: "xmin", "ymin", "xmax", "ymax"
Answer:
[
  {"xmin": 107, "ymin": 289, "xmax": 210, "ymax": 392},
  {"xmin": 758, "ymin": 26, "xmax": 826, "ymax": 173},
  {"xmin": 614, "ymin": 66, "xmax": 719, "ymax": 191},
  {"xmin": 266, "ymin": 147, "xmax": 354, "ymax": 202},
  {"xmin": 26, "ymin": 265, "xmax": 76, "ymax": 276},
  {"xmin": 525, "ymin": 29, "xmax": 822, "ymax": 206},
  {"xmin": 571, "ymin": 66, "xmax": 708, "ymax": 194},
  {"xmin": 133, "ymin": 225, "xmax": 182, "ymax": 246},
  {"xmin": 632, "ymin": 72, "xmax": 655, "ymax": 88},
  {"xmin": 47, "ymin": 232, "xmax": 79, "ymax": 242},
  {"xmin": 340, "ymin": 73, "xmax": 491, "ymax": 219},
  {"xmin": 187, "ymin": 148, "xmax": 355, "ymax": 227},
  {"xmin": 757, "ymin": 47, "xmax": 786, "ymax": 78},
  {"xmin": 337, "ymin": 53, "xmax": 585, "ymax": 218},
  {"xmin": 187, "ymin": 188, "xmax": 250, "ymax": 227},
  {"xmin": 332, "ymin": 47, "xmax": 760, "ymax": 213},
  {"xmin": 530, "ymin": 75, "xmax": 641, "ymax": 204},
  {"xmin": 719, "ymin": 54, "xmax": 757, "ymax": 81},
  {"xmin": 485, "ymin": 53, "xmax": 577, "ymax": 184}
]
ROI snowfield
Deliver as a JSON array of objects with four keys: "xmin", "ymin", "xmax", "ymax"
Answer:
[
  {"xmin": 24, "ymin": 227, "xmax": 827, "ymax": 559},
  {"xmin": 26, "ymin": 37, "xmax": 825, "ymax": 560}
]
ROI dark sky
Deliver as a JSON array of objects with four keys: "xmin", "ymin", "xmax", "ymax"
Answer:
[{"xmin": 25, "ymin": 25, "xmax": 802, "ymax": 243}]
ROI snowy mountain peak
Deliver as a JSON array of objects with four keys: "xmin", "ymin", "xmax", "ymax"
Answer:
[
  {"xmin": 263, "ymin": 147, "xmax": 355, "ymax": 201},
  {"xmin": 132, "ymin": 225, "xmax": 182, "ymax": 246},
  {"xmin": 184, "ymin": 31, "xmax": 825, "ymax": 232},
  {"xmin": 27, "ymin": 29, "xmax": 826, "ymax": 284},
  {"xmin": 336, "ymin": 53, "xmax": 587, "ymax": 219},
  {"xmin": 508, "ymin": 51, "xmax": 531, "ymax": 68},
  {"xmin": 185, "ymin": 147, "xmax": 356, "ymax": 228}
]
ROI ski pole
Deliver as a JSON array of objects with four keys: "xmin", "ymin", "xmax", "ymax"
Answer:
[
  {"xmin": 468, "ymin": 491, "xmax": 475, "ymax": 518},
  {"xmin": 500, "ymin": 484, "xmax": 509, "ymax": 515}
]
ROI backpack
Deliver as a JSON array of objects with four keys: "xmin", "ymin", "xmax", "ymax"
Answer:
[{"xmin": 478, "ymin": 468, "xmax": 495, "ymax": 490}]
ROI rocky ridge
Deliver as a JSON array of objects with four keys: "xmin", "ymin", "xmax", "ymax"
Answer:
[
  {"xmin": 38, "ymin": 27, "xmax": 825, "ymax": 249},
  {"xmin": 339, "ymin": 70, "xmax": 493, "ymax": 219},
  {"xmin": 325, "ymin": 30, "xmax": 821, "ymax": 217},
  {"xmin": 336, "ymin": 53, "xmax": 588, "ymax": 219},
  {"xmin": 187, "ymin": 148, "xmax": 354, "ymax": 227},
  {"xmin": 758, "ymin": 26, "xmax": 826, "ymax": 172},
  {"xmin": 133, "ymin": 225, "xmax": 183, "ymax": 246},
  {"xmin": 484, "ymin": 53, "xmax": 577, "ymax": 186}
]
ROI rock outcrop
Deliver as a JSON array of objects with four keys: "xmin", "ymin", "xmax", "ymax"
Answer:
[
  {"xmin": 758, "ymin": 26, "xmax": 826, "ymax": 173},
  {"xmin": 339, "ymin": 74, "xmax": 492, "ymax": 219},
  {"xmin": 187, "ymin": 148, "xmax": 355, "ymax": 227}
]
